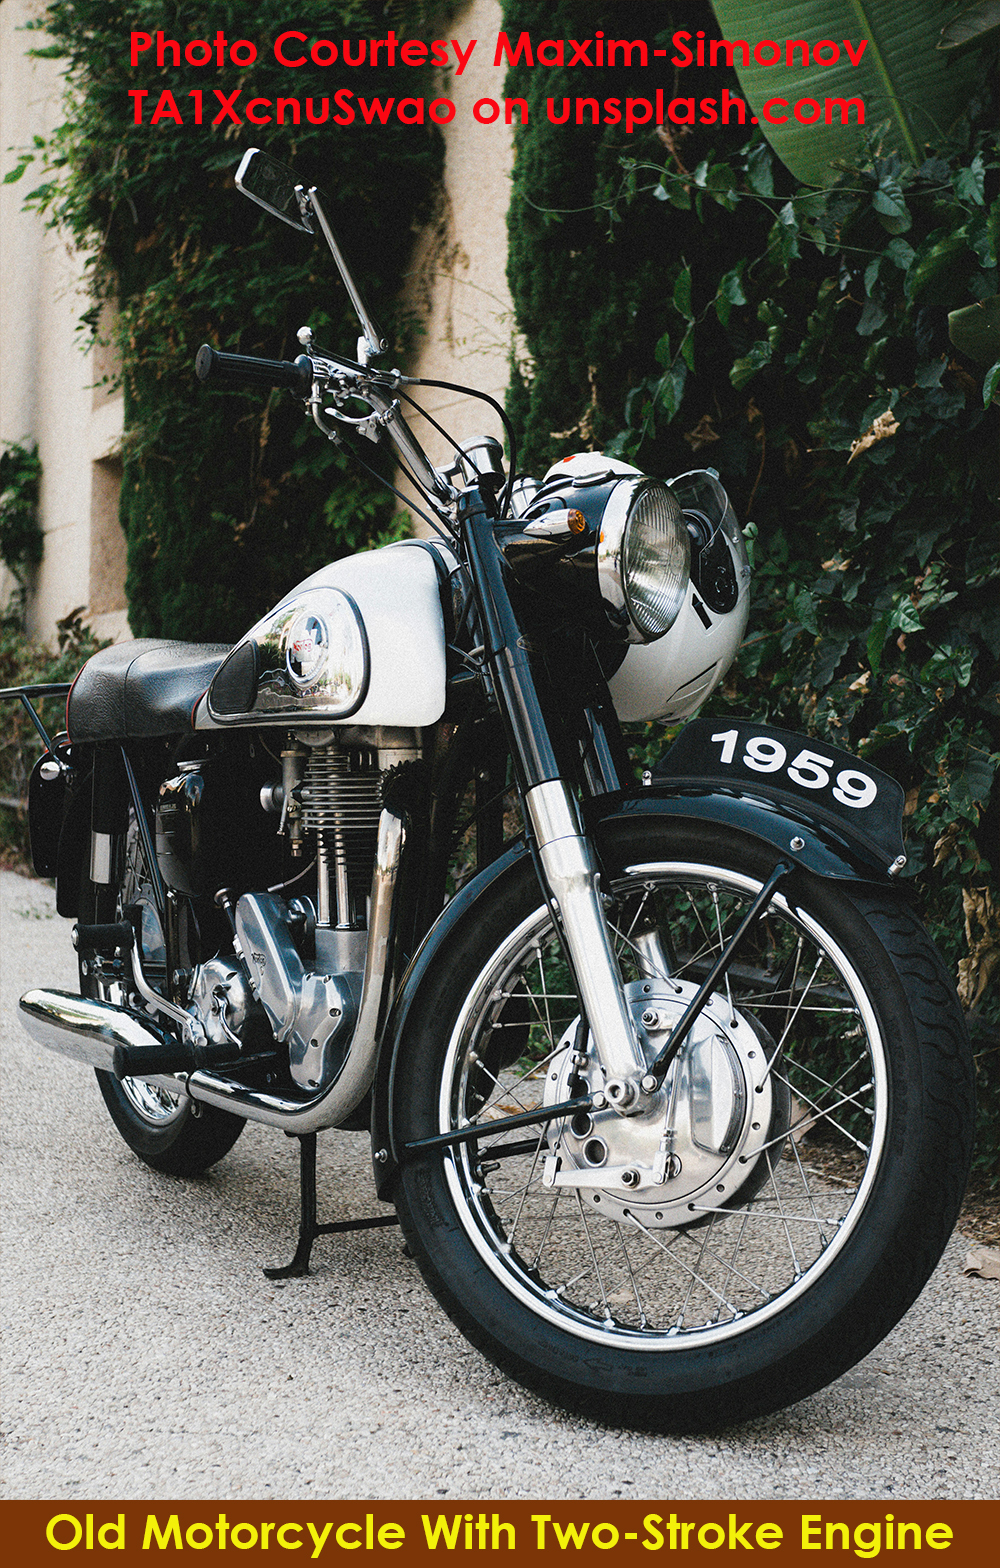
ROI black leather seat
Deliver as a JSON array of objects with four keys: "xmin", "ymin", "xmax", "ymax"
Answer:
[{"xmin": 67, "ymin": 640, "xmax": 230, "ymax": 742}]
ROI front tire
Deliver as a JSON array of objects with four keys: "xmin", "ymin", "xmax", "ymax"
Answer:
[{"xmin": 394, "ymin": 818, "xmax": 974, "ymax": 1429}]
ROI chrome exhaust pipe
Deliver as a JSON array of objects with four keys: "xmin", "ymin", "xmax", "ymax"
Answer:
[{"xmin": 19, "ymin": 989, "xmax": 191, "ymax": 1078}]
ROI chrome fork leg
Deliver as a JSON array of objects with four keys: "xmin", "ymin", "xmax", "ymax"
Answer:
[{"xmin": 523, "ymin": 780, "xmax": 646, "ymax": 1093}]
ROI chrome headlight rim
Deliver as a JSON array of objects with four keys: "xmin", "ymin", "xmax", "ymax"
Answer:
[{"xmin": 596, "ymin": 478, "xmax": 690, "ymax": 644}]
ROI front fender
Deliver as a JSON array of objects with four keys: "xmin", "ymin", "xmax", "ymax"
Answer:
[
  {"xmin": 609, "ymin": 716, "xmax": 908, "ymax": 881},
  {"xmin": 587, "ymin": 782, "xmax": 901, "ymax": 884},
  {"xmin": 372, "ymin": 752, "xmax": 906, "ymax": 1196}
]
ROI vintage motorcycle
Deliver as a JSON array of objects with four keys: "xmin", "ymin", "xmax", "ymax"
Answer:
[{"xmin": 7, "ymin": 149, "xmax": 974, "ymax": 1430}]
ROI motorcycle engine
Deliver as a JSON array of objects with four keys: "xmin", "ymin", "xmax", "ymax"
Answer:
[{"xmin": 156, "ymin": 737, "xmax": 386, "ymax": 1092}]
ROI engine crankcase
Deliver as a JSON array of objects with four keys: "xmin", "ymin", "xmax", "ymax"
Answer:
[{"xmin": 234, "ymin": 892, "xmax": 359, "ymax": 1091}]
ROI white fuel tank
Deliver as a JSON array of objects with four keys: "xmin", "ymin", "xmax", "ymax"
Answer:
[{"xmin": 196, "ymin": 541, "xmax": 447, "ymax": 730}]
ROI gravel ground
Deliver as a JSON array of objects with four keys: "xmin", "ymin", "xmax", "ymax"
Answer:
[{"xmin": 2, "ymin": 869, "xmax": 997, "ymax": 1502}]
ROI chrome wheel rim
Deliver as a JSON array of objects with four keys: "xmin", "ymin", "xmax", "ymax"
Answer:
[
  {"xmin": 119, "ymin": 1076, "xmax": 185, "ymax": 1126},
  {"xmin": 439, "ymin": 861, "xmax": 888, "ymax": 1351}
]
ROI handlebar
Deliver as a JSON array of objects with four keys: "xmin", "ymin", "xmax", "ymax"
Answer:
[
  {"xmin": 195, "ymin": 344, "xmax": 312, "ymax": 398},
  {"xmin": 195, "ymin": 341, "xmax": 457, "ymax": 513}
]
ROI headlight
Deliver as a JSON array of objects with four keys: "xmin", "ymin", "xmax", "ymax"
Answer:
[{"xmin": 598, "ymin": 479, "xmax": 690, "ymax": 642}]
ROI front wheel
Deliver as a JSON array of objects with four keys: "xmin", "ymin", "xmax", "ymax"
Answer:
[{"xmin": 394, "ymin": 818, "xmax": 974, "ymax": 1429}]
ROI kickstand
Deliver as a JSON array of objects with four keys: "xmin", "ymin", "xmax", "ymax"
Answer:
[{"xmin": 264, "ymin": 1132, "xmax": 399, "ymax": 1280}]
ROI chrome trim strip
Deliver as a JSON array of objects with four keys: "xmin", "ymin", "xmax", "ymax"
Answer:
[{"xmin": 89, "ymin": 831, "xmax": 112, "ymax": 885}]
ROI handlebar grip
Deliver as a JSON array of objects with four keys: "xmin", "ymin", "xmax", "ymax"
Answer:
[{"xmin": 195, "ymin": 344, "xmax": 313, "ymax": 397}]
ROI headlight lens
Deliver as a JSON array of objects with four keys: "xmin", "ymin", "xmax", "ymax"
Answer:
[{"xmin": 621, "ymin": 481, "xmax": 690, "ymax": 640}]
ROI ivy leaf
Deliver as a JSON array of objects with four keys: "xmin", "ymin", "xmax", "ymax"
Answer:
[
  {"xmin": 873, "ymin": 178, "xmax": 912, "ymax": 235},
  {"xmin": 705, "ymin": 163, "xmax": 739, "ymax": 211},
  {"xmin": 983, "ymin": 359, "xmax": 1000, "ymax": 405},
  {"xmin": 949, "ymin": 296, "xmax": 1000, "ymax": 364},
  {"xmin": 655, "ymin": 360, "xmax": 688, "ymax": 418},
  {"xmin": 673, "ymin": 265, "xmax": 693, "ymax": 323},
  {"xmin": 715, "ymin": 265, "xmax": 747, "ymax": 326},
  {"xmin": 793, "ymin": 588, "xmax": 819, "ymax": 636},
  {"xmin": 954, "ymin": 154, "xmax": 986, "ymax": 206},
  {"xmin": 730, "ymin": 340, "xmax": 772, "ymax": 388},
  {"xmin": 654, "ymin": 330, "xmax": 672, "ymax": 370},
  {"xmin": 907, "ymin": 233, "xmax": 968, "ymax": 299},
  {"xmin": 857, "ymin": 295, "xmax": 889, "ymax": 335},
  {"xmin": 2, "ymin": 153, "xmax": 34, "ymax": 185},
  {"xmin": 915, "ymin": 357, "xmax": 947, "ymax": 387},
  {"xmin": 656, "ymin": 175, "xmax": 692, "ymax": 210},
  {"xmin": 922, "ymin": 644, "xmax": 975, "ymax": 689},
  {"xmin": 813, "ymin": 635, "xmax": 851, "ymax": 689},
  {"xmin": 884, "ymin": 237, "xmax": 916, "ymax": 271},
  {"xmin": 746, "ymin": 140, "xmax": 774, "ymax": 196}
]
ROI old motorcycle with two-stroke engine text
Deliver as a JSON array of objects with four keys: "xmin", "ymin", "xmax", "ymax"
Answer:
[{"xmin": 6, "ymin": 148, "xmax": 974, "ymax": 1431}]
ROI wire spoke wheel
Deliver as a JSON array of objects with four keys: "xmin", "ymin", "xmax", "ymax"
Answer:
[
  {"xmin": 440, "ymin": 860, "xmax": 883, "ymax": 1345},
  {"xmin": 395, "ymin": 820, "xmax": 973, "ymax": 1428},
  {"xmin": 84, "ymin": 807, "xmax": 244, "ymax": 1174}
]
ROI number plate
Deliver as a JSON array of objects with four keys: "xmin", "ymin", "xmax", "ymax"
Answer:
[{"xmin": 656, "ymin": 718, "xmax": 906, "ymax": 867}]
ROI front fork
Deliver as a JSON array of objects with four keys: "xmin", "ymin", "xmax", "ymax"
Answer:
[
  {"xmin": 524, "ymin": 779, "xmax": 647, "ymax": 1098},
  {"xmin": 460, "ymin": 491, "xmax": 648, "ymax": 1109}
]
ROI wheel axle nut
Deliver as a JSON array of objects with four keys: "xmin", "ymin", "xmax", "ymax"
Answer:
[
  {"xmin": 621, "ymin": 1168, "xmax": 641, "ymax": 1188},
  {"xmin": 604, "ymin": 1077, "xmax": 639, "ymax": 1112}
]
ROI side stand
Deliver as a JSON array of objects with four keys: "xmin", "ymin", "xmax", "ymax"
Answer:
[{"xmin": 263, "ymin": 1132, "xmax": 399, "ymax": 1280}]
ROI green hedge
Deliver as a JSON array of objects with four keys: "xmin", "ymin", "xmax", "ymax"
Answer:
[
  {"xmin": 16, "ymin": 0, "xmax": 448, "ymax": 641},
  {"xmin": 504, "ymin": 0, "xmax": 999, "ymax": 1178}
]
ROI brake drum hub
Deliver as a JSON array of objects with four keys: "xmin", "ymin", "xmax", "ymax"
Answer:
[{"xmin": 542, "ymin": 979, "xmax": 781, "ymax": 1229}]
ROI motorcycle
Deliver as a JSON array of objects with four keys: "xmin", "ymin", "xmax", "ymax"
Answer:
[{"xmin": 4, "ymin": 148, "xmax": 974, "ymax": 1431}]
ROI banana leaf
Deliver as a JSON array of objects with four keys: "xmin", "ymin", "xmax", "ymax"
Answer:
[
  {"xmin": 937, "ymin": 1, "xmax": 1000, "ymax": 50},
  {"xmin": 708, "ymin": 0, "xmax": 986, "ymax": 184}
]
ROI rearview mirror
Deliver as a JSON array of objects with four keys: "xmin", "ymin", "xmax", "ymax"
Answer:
[
  {"xmin": 235, "ymin": 147, "xmax": 315, "ymax": 233},
  {"xmin": 235, "ymin": 147, "xmax": 385, "ymax": 364}
]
